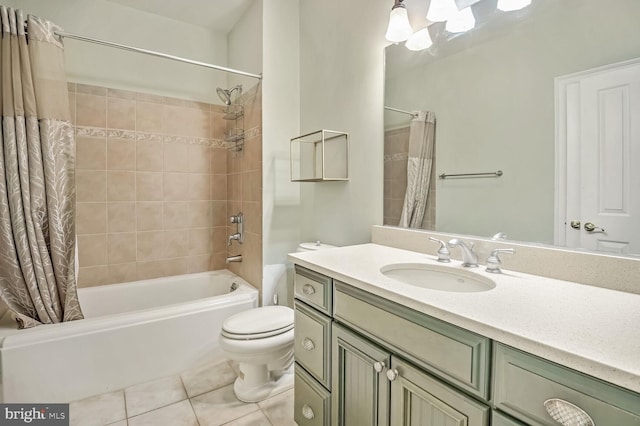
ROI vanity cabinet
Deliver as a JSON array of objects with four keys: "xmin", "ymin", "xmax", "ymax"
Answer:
[{"xmin": 293, "ymin": 263, "xmax": 640, "ymax": 426}]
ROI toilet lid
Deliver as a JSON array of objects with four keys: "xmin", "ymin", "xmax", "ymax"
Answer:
[
  {"xmin": 222, "ymin": 306, "xmax": 294, "ymax": 339},
  {"xmin": 299, "ymin": 241, "xmax": 337, "ymax": 251}
]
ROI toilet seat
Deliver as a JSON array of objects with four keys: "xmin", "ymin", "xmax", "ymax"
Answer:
[{"xmin": 221, "ymin": 306, "xmax": 294, "ymax": 340}]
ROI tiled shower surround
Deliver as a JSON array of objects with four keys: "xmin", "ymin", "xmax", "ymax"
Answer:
[
  {"xmin": 383, "ymin": 126, "xmax": 435, "ymax": 229},
  {"xmin": 69, "ymin": 83, "xmax": 262, "ymax": 290}
]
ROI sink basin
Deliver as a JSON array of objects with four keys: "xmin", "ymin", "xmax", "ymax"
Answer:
[{"xmin": 380, "ymin": 263, "xmax": 495, "ymax": 293}]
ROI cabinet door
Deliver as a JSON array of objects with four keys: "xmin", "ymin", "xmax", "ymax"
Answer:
[
  {"xmin": 332, "ymin": 324, "xmax": 391, "ymax": 426},
  {"xmin": 389, "ymin": 357, "xmax": 489, "ymax": 426}
]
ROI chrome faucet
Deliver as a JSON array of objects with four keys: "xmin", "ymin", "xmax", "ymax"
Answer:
[
  {"xmin": 228, "ymin": 212, "xmax": 244, "ymax": 246},
  {"xmin": 447, "ymin": 239, "xmax": 478, "ymax": 267},
  {"xmin": 228, "ymin": 233, "xmax": 241, "ymax": 246},
  {"xmin": 226, "ymin": 254, "xmax": 242, "ymax": 263}
]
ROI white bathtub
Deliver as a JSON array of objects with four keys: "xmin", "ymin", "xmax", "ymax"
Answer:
[{"xmin": 0, "ymin": 270, "xmax": 258, "ymax": 403}]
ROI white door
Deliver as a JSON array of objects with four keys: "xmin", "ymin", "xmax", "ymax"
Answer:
[{"xmin": 556, "ymin": 59, "xmax": 640, "ymax": 255}]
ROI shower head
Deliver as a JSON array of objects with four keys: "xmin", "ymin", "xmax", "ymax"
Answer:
[{"xmin": 216, "ymin": 85, "xmax": 242, "ymax": 106}]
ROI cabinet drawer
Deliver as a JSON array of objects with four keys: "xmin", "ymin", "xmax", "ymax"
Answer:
[
  {"xmin": 295, "ymin": 364, "xmax": 330, "ymax": 426},
  {"xmin": 492, "ymin": 411, "xmax": 526, "ymax": 426},
  {"xmin": 334, "ymin": 282, "xmax": 490, "ymax": 399},
  {"xmin": 295, "ymin": 301, "xmax": 331, "ymax": 388},
  {"xmin": 294, "ymin": 266, "xmax": 333, "ymax": 315},
  {"xmin": 493, "ymin": 343, "xmax": 640, "ymax": 426}
]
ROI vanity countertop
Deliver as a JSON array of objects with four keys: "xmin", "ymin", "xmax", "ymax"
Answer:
[{"xmin": 288, "ymin": 243, "xmax": 640, "ymax": 394}]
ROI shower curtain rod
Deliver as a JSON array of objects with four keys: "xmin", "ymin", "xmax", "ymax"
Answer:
[
  {"xmin": 53, "ymin": 31, "xmax": 262, "ymax": 80},
  {"xmin": 384, "ymin": 106, "xmax": 417, "ymax": 117}
]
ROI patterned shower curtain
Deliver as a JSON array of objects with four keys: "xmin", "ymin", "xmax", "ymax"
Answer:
[
  {"xmin": 0, "ymin": 7, "xmax": 83, "ymax": 328},
  {"xmin": 399, "ymin": 111, "xmax": 436, "ymax": 228}
]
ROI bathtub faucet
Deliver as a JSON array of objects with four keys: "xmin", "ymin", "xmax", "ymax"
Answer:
[
  {"xmin": 226, "ymin": 255, "xmax": 242, "ymax": 263},
  {"xmin": 228, "ymin": 233, "xmax": 241, "ymax": 246}
]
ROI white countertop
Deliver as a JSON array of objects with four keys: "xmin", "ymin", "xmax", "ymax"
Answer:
[{"xmin": 288, "ymin": 243, "xmax": 640, "ymax": 394}]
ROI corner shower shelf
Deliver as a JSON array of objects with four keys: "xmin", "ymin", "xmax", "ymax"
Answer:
[
  {"xmin": 223, "ymin": 104, "xmax": 244, "ymax": 151},
  {"xmin": 290, "ymin": 129, "xmax": 349, "ymax": 182},
  {"xmin": 224, "ymin": 128, "xmax": 245, "ymax": 143},
  {"xmin": 223, "ymin": 104, "xmax": 244, "ymax": 120}
]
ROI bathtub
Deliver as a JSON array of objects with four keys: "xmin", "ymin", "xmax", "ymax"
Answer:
[{"xmin": 0, "ymin": 270, "xmax": 258, "ymax": 403}]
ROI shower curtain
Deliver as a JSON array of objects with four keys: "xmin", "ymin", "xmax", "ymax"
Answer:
[
  {"xmin": 399, "ymin": 111, "xmax": 436, "ymax": 228},
  {"xmin": 0, "ymin": 7, "xmax": 83, "ymax": 328}
]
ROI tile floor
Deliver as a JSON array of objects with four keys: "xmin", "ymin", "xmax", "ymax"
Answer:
[{"xmin": 69, "ymin": 359, "xmax": 296, "ymax": 426}]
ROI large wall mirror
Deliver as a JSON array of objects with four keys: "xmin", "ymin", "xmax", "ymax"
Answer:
[{"xmin": 384, "ymin": 0, "xmax": 640, "ymax": 256}]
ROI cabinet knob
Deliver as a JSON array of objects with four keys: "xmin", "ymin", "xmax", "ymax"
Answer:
[
  {"xmin": 544, "ymin": 398, "xmax": 595, "ymax": 426},
  {"xmin": 373, "ymin": 361, "xmax": 386, "ymax": 373},
  {"xmin": 302, "ymin": 338, "xmax": 315, "ymax": 351},
  {"xmin": 302, "ymin": 284, "xmax": 316, "ymax": 295},
  {"xmin": 301, "ymin": 404, "xmax": 315, "ymax": 420},
  {"xmin": 386, "ymin": 368, "xmax": 399, "ymax": 381}
]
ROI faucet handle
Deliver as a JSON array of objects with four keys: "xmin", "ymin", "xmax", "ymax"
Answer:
[
  {"xmin": 429, "ymin": 237, "xmax": 451, "ymax": 263},
  {"xmin": 485, "ymin": 248, "xmax": 515, "ymax": 274}
]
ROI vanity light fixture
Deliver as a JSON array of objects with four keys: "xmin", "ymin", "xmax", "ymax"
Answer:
[
  {"xmin": 405, "ymin": 27, "xmax": 433, "ymax": 51},
  {"xmin": 385, "ymin": 0, "xmax": 414, "ymax": 42},
  {"xmin": 426, "ymin": 0, "xmax": 459, "ymax": 23},
  {"xmin": 445, "ymin": 6, "xmax": 476, "ymax": 33},
  {"xmin": 497, "ymin": 0, "xmax": 532, "ymax": 12}
]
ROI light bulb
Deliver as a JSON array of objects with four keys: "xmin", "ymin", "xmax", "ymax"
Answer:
[
  {"xmin": 497, "ymin": 0, "xmax": 532, "ymax": 12},
  {"xmin": 445, "ymin": 6, "xmax": 475, "ymax": 33},
  {"xmin": 385, "ymin": 5, "xmax": 414, "ymax": 42},
  {"xmin": 405, "ymin": 28, "xmax": 433, "ymax": 51},
  {"xmin": 426, "ymin": 0, "xmax": 458, "ymax": 23}
]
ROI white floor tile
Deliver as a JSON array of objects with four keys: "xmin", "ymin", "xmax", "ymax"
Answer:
[
  {"xmin": 191, "ymin": 384, "xmax": 259, "ymax": 426},
  {"xmin": 70, "ymin": 390, "xmax": 126, "ymax": 426},
  {"xmin": 180, "ymin": 359, "xmax": 237, "ymax": 398},
  {"xmin": 259, "ymin": 389, "xmax": 295, "ymax": 426},
  {"xmin": 128, "ymin": 400, "xmax": 197, "ymax": 426},
  {"xmin": 223, "ymin": 410, "xmax": 272, "ymax": 426},
  {"xmin": 124, "ymin": 375, "xmax": 187, "ymax": 417}
]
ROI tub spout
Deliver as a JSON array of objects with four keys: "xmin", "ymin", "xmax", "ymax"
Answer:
[{"xmin": 226, "ymin": 255, "xmax": 242, "ymax": 263}]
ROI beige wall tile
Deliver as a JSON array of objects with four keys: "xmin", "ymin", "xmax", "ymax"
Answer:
[
  {"xmin": 136, "ymin": 172, "xmax": 163, "ymax": 201},
  {"xmin": 211, "ymin": 201, "xmax": 227, "ymax": 227},
  {"xmin": 242, "ymin": 170, "xmax": 262, "ymax": 203},
  {"xmin": 242, "ymin": 201, "xmax": 261, "ymax": 235},
  {"xmin": 76, "ymin": 137, "xmax": 106, "ymax": 170},
  {"xmin": 67, "ymin": 82, "xmax": 76, "ymax": 92},
  {"xmin": 108, "ymin": 88, "xmax": 136, "ymax": 100},
  {"xmin": 164, "ymin": 202, "xmax": 191, "ymax": 229},
  {"xmin": 108, "ymin": 233, "xmax": 137, "ymax": 264},
  {"xmin": 243, "ymin": 137, "xmax": 261, "ymax": 172},
  {"xmin": 137, "ymin": 231, "xmax": 165, "ymax": 261},
  {"xmin": 136, "ymin": 140, "xmax": 163, "ymax": 171},
  {"xmin": 136, "ymin": 92, "xmax": 164, "ymax": 103},
  {"xmin": 107, "ymin": 138, "xmax": 136, "ymax": 171},
  {"xmin": 227, "ymin": 173, "xmax": 241, "ymax": 202},
  {"xmin": 211, "ymin": 227, "xmax": 227, "ymax": 254},
  {"xmin": 188, "ymin": 255, "xmax": 211, "ymax": 273},
  {"xmin": 210, "ymin": 112, "xmax": 226, "ymax": 140},
  {"xmin": 163, "ymin": 142, "xmax": 188, "ymax": 173},
  {"xmin": 107, "ymin": 98, "xmax": 136, "ymax": 130},
  {"xmin": 136, "ymin": 101, "xmax": 163, "ymax": 133},
  {"xmin": 77, "ymin": 202, "xmax": 107, "ymax": 235},
  {"xmin": 189, "ymin": 201, "xmax": 211, "ymax": 228},
  {"xmin": 187, "ymin": 145, "xmax": 210, "ymax": 173},
  {"xmin": 107, "ymin": 171, "xmax": 135, "ymax": 201},
  {"xmin": 163, "ymin": 258, "xmax": 188, "ymax": 277},
  {"xmin": 137, "ymin": 261, "xmax": 165, "ymax": 280},
  {"xmin": 210, "ymin": 252, "xmax": 227, "ymax": 271},
  {"xmin": 68, "ymin": 91, "xmax": 76, "ymax": 125},
  {"xmin": 76, "ymin": 93, "xmax": 106, "ymax": 128},
  {"xmin": 210, "ymin": 175, "xmax": 227, "ymax": 201},
  {"xmin": 163, "ymin": 106, "xmax": 209, "ymax": 138},
  {"xmin": 108, "ymin": 263, "xmax": 137, "ymax": 284},
  {"xmin": 188, "ymin": 174, "xmax": 210, "ymax": 201},
  {"xmin": 241, "ymin": 232, "xmax": 262, "ymax": 289},
  {"xmin": 76, "ymin": 84, "xmax": 107, "ymax": 96},
  {"xmin": 76, "ymin": 171, "xmax": 106, "ymax": 202},
  {"xmin": 108, "ymin": 203, "xmax": 136, "ymax": 233},
  {"xmin": 137, "ymin": 202, "xmax": 163, "ymax": 231},
  {"xmin": 164, "ymin": 173, "xmax": 190, "ymax": 201},
  {"xmin": 164, "ymin": 230, "xmax": 190, "ymax": 258},
  {"xmin": 78, "ymin": 266, "xmax": 108, "ymax": 288},
  {"xmin": 78, "ymin": 234, "xmax": 107, "ymax": 267},
  {"xmin": 210, "ymin": 148, "xmax": 227, "ymax": 174},
  {"xmin": 189, "ymin": 228, "xmax": 211, "ymax": 255}
]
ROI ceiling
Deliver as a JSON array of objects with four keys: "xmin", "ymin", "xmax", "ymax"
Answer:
[{"xmin": 105, "ymin": 0, "xmax": 254, "ymax": 33}]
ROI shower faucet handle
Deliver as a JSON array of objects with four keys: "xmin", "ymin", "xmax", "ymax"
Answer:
[{"xmin": 229, "ymin": 213, "xmax": 243, "ymax": 224}]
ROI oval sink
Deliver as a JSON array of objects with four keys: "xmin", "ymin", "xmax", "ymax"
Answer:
[{"xmin": 380, "ymin": 263, "xmax": 495, "ymax": 293}]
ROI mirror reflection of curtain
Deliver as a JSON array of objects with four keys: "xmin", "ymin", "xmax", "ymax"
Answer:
[
  {"xmin": 399, "ymin": 111, "xmax": 435, "ymax": 228},
  {"xmin": 0, "ymin": 7, "xmax": 83, "ymax": 328}
]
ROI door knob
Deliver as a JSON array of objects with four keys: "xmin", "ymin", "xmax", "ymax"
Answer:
[
  {"xmin": 584, "ymin": 222, "xmax": 605, "ymax": 233},
  {"xmin": 570, "ymin": 220, "xmax": 581, "ymax": 229}
]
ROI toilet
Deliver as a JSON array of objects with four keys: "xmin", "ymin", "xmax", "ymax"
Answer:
[{"xmin": 219, "ymin": 242, "xmax": 336, "ymax": 403}]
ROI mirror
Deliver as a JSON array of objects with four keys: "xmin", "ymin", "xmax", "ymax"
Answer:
[{"xmin": 384, "ymin": 0, "xmax": 640, "ymax": 255}]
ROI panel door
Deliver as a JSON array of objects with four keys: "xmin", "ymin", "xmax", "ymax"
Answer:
[
  {"xmin": 331, "ymin": 323, "xmax": 391, "ymax": 426},
  {"xmin": 559, "ymin": 59, "xmax": 640, "ymax": 255},
  {"xmin": 389, "ymin": 357, "xmax": 489, "ymax": 426}
]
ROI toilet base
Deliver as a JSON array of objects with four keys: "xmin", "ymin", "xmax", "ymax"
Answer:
[{"xmin": 233, "ymin": 363, "xmax": 294, "ymax": 403}]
